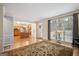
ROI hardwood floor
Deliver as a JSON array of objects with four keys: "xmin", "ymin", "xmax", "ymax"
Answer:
[
  {"xmin": 3, "ymin": 41, "xmax": 73, "ymax": 56},
  {"xmin": 73, "ymin": 47, "xmax": 79, "ymax": 56},
  {"xmin": 5, "ymin": 36, "xmax": 79, "ymax": 56},
  {"xmin": 13, "ymin": 36, "xmax": 42, "ymax": 49}
]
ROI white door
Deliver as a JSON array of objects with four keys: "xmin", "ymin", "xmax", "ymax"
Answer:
[{"xmin": 3, "ymin": 16, "xmax": 13, "ymax": 50}]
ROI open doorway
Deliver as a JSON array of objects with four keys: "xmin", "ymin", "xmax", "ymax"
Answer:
[{"xmin": 13, "ymin": 21, "xmax": 36, "ymax": 48}]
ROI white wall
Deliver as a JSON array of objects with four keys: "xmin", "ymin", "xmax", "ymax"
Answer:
[
  {"xmin": 36, "ymin": 23, "xmax": 43, "ymax": 38},
  {"xmin": 0, "ymin": 5, "xmax": 3, "ymax": 53},
  {"xmin": 36, "ymin": 19, "xmax": 48, "ymax": 40},
  {"xmin": 32, "ymin": 23, "xmax": 36, "ymax": 38}
]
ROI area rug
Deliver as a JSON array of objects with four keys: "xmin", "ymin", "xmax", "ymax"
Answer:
[{"xmin": 3, "ymin": 40, "xmax": 73, "ymax": 56}]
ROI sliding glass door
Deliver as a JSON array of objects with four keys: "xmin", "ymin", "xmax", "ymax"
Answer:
[
  {"xmin": 50, "ymin": 19, "xmax": 57, "ymax": 40},
  {"xmin": 49, "ymin": 16, "xmax": 73, "ymax": 43},
  {"xmin": 56, "ymin": 18, "xmax": 64, "ymax": 41},
  {"xmin": 63, "ymin": 16, "xmax": 73, "ymax": 43}
]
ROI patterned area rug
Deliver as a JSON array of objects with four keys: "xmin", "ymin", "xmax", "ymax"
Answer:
[{"xmin": 3, "ymin": 41, "xmax": 73, "ymax": 56}]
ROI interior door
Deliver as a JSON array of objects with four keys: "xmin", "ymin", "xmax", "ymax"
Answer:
[{"xmin": 3, "ymin": 16, "xmax": 13, "ymax": 50}]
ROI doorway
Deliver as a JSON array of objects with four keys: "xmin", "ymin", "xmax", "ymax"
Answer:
[{"xmin": 13, "ymin": 21, "xmax": 36, "ymax": 48}]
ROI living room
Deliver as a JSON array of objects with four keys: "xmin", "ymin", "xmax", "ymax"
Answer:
[{"xmin": 0, "ymin": 3, "xmax": 79, "ymax": 56}]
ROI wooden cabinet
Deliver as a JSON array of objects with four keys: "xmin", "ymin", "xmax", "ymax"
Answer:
[
  {"xmin": 20, "ymin": 32, "xmax": 29, "ymax": 38},
  {"xmin": 14, "ymin": 28, "xmax": 20, "ymax": 36}
]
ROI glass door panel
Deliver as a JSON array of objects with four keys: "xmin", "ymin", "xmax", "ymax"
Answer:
[
  {"xmin": 57, "ymin": 18, "xmax": 64, "ymax": 41},
  {"xmin": 50, "ymin": 19, "xmax": 57, "ymax": 40},
  {"xmin": 63, "ymin": 16, "xmax": 73, "ymax": 43}
]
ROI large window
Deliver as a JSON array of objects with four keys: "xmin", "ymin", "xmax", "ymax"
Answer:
[
  {"xmin": 63, "ymin": 16, "xmax": 73, "ymax": 43},
  {"xmin": 50, "ymin": 19, "xmax": 57, "ymax": 40},
  {"xmin": 50, "ymin": 16, "xmax": 73, "ymax": 43}
]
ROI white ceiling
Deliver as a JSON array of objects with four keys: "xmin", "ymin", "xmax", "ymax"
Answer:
[{"xmin": 4, "ymin": 3, "xmax": 79, "ymax": 22}]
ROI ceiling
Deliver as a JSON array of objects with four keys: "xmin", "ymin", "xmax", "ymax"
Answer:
[{"xmin": 3, "ymin": 3, "xmax": 79, "ymax": 22}]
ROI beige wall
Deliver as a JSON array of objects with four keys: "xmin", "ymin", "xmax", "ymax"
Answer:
[
  {"xmin": 36, "ymin": 19, "xmax": 48, "ymax": 40},
  {"xmin": 0, "ymin": 5, "xmax": 3, "ymax": 52}
]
